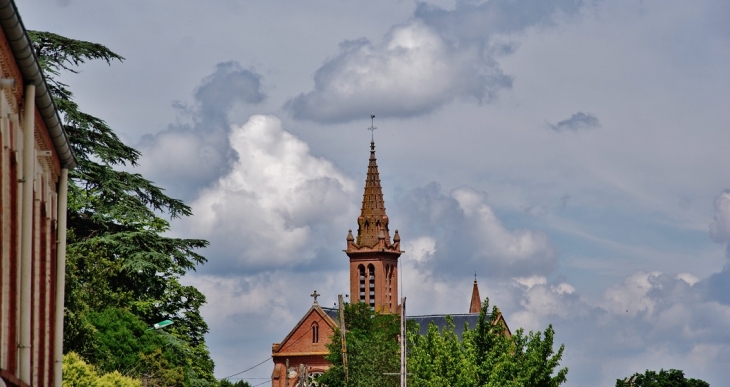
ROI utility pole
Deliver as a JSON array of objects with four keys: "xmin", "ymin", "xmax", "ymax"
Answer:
[
  {"xmin": 338, "ymin": 294, "xmax": 348, "ymax": 382},
  {"xmin": 400, "ymin": 296, "xmax": 407, "ymax": 387}
]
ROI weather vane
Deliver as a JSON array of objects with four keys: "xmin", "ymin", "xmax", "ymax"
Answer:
[{"xmin": 368, "ymin": 113, "xmax": 377, "ymax": 141}]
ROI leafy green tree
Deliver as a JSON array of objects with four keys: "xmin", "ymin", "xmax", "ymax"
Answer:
[
  {"xmin": 28, "ymin": 31, "xmax": 214, "ymax": 386},
  {"xmin": 63, "ymin": 352, "xmax": 142, "ymax": 387},
  {"xmin": 84, "ymin": 307, "xmax": 202, "ymax": 386},
  {"xmin": 318, "ymin": 302, "xmax": 400, "ymax": 387},
  {"xmin": 97, "ymin": 371, "xmax": 143, "ymax": 387},
  {"xmin": 408, "ymin": 298, "xmax": 568, "ymax": 387},
  {"xmin": 616, "ymin": 369, "xmax": 709, "ymax": 387},
  {"xmin": 408, "ymin": 316, "xmax": 479, "ymax": 387},
  {"xmin": 218, "ymin": 379, "xmax": 253, "ymax": 387}
]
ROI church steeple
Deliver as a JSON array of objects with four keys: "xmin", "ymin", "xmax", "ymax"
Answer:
[
  {"xmin": 356, "ymin": 140, "xmax": 391, "ymax": 247},
  {"xmin": 347, "ymin": 121, "xmax": 402, "ymax": 314},
  {"xmin": 469, "ymin": 276, "xmax": 482, "ymax": 313}
]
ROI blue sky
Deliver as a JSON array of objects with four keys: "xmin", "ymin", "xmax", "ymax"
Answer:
[{"xmin": 21, "ymin": 0, "xmax": 730, "ymax": 385}]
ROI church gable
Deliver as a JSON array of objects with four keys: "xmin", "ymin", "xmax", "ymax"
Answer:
[{"xmin": 272, "ymin": 304, "xmax": 338, "ymax": 357}]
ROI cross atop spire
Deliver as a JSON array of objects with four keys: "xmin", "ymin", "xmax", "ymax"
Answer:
[
  {"xmin": 310, "ymin": 290, "xmax": 320, "ymax": 305},
  {"xmin": 368, "ymin": 113, "xmax": 377, "ymax": 141}
]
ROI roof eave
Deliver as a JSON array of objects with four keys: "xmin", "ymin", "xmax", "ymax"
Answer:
[{"xmin": 0, "ymin": 0, "xmax": 77, "ymax": 169}]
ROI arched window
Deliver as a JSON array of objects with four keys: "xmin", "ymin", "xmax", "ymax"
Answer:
[
  {"xmin": 385, "ymin": 264, "xmax": 393, "ymax": 311},
  {"xmin": 358, "ymin": 265, "xmax": 366, "ymax": 302},
  {"xmin": 312, "ymin": 322, "xmax": 319, "ymax": 343},
  {"xmin": 368, "ymin": 264, "xmax": 376, "ymax": 308}
]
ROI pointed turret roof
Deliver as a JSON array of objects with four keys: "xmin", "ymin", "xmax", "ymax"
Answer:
[
  {"xmin": 469, "ymin": 277, "xmax": 482, "ymax": 313},
  {"xmin": 355, "ymin": 140, "xmax": 391, "ymax": 248}
]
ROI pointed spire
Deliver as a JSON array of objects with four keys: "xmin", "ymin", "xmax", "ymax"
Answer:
[
  {"xmin": 355, "ymin": 139, "xmax": 391, "ymax": 247},
  {"xmin": 469, "ymin": 275, "xmax": 482, "ymax": 313}
]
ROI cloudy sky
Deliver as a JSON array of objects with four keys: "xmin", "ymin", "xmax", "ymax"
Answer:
[{"xmin": 22, "ymin": 0, "xmax": 730, "ymax": 385}]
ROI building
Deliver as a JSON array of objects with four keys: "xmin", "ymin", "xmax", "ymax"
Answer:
[
  {"xmin": 0, "ymin": 1, "xmax": 76, "ymax": 387},
  {"xmin": 270, "ymin": 138, "xmax": 509, "ymax": 386}
]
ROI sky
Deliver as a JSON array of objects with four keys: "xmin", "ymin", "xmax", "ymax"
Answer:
[{"xmin": 20, "ymin": 0, "xmax": 730, "ymax": 386}]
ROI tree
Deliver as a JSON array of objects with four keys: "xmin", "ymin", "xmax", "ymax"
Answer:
[
  {"xmin": 218, "ymin": 379, "xmax": 253, "ymax": 387},
  {"xmin": 408, "ymin": 316, "xmax": 479, "ymax": 387},
  {"xmin": 28, "ymin": 31, "xmax": 215, "ymax": 386},
  {"xmin": 62, "ymin": 352, "xmax": 142, "ymax": 387},
  {"xmin": 408, "ymin": 298, "xmax": 568, "ymax": 387},
  {"xmin": 616, "ymin": 369, "xmax": 709, "ymax": 387},
  {"xmin": 318, "ymin": 302, "xmax": 401, "ymax": 387}
]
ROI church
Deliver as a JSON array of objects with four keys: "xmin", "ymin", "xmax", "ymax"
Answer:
[{"xmin": 269, "ymin": 135, "xmax": 510, "ymax": 387}]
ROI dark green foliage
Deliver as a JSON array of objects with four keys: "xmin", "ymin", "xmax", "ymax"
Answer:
[
  {"xmin": 318, "ymin": 302, "xmax": 401, "ymax": 387},
  {"xmin": 616, "ymin": 369, "xmax": 709, "ymax": 387},
  {"xmin": 29, "ymin": 30, "xmax": 215, "ymax": 386}
]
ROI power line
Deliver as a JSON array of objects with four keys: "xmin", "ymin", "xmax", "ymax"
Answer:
[
  {"xmin": 251, "ymin": 379, "xmax": 270, "ymax": 387},
  {"xmin": 221, "ymin": 357, "xmax": 272, "ymax": 380},
  {"xmin": 220, "ymin": 323, "xmax": 314, "ymax": 379}
]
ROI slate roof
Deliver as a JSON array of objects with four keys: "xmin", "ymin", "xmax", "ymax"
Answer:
[
  {"xmin": 408, "ymin": 314, "xmax": 480, "ymax": 337},
  {"xmin": 319, "ymin": 308, "xmax": 486, "ymax": 337},
  {"xmin": 321, "ymin": 307, "xmax": 339, "ymax": 324}
]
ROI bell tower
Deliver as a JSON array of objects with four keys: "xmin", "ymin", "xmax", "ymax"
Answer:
[{"xmin": 346, "ymin": 138, "xmax": 402, "ymax": 314}]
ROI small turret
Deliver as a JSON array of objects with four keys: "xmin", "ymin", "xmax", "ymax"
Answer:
[{"xmin": 470, "ymin": 276, "xmax": 482, "ymax": 313}]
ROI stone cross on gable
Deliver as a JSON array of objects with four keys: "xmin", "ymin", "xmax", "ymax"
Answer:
[{"xmin": 310, "ymin": 290, "xmax": 320, "ymax": 305}]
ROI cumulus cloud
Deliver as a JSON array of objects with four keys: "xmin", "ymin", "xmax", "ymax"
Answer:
[
  {"xmin": 452, "ymin": 186, "xmax": 556, "ymax": 270},
  {"xmin": 547, "ymin": 111, "xmax": 601, "ymax": 132},
  {"xmin": 286, "ymin": 0, "xmax": 589, "ymax": 123},
  {"xmin": 285, "ymin": 21, "xmax": 509, "ymax": 123},
  {"xmin": 393, "ymin": 183, "xmax": 557, "ymax": 278},
  {"xmin": 179, "ymin": 115, "xmax": 357, "ymax": 273},
  {"xmin": 502, "ymin": 269, "xmax": 730, "ymax": 386},
  {"xmin": 194, "ymin": 61, "xmax": 266, "ymax": 127},
  {"xmin": 403, "ymin": 236, "xmax": 437, "ymax": 263},
  {"xmin": 709, "ymin": 190, "xmax": 730, "ymax": 244},
  {"xmin": 136, "ymin": 62, "xmax": 266, "ymax": 198}
]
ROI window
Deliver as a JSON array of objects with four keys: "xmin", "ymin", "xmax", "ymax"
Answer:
[
  {"xmin": 312, "ymin": 322, "xmax": 319, "ymax": 343},
  {"xmin": 368, "ymin": 264, "xmax": 376, "ymax": 308},
  {"xmin": 359, "ymin": 265, "xmax": 366, "ymax": 302}
]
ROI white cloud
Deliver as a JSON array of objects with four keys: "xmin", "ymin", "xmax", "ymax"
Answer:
[
  {"xmin": 136, "ymin": 62, "xmax": 266, "ymax": 198},
  {"xmin": 602, "ymin": 271, "xmax": 662, "ymax": 317},
  {"xmin": 285, "ymin": 20, "xmax": 508, "ymax": 123},
  {"xmin": 676, "ymin": 272, "xmax": 699, "ymax": 286},
  {"xmin": 284, "ymin": 0, "xmax": 592, "ymax": 123},
  {"xmin": 499, "ymin": 268, "xmax": 730, "ymax": 386},
  {"xmin": 513, "ymin": 275, "xmax": 548, "ymax": 289},
  {"xmin": 709, "ymin": 190, "xmax": 730, "ymax": 244},
  {"xmin": 403, "ymin": 236, "xmax": 436, "ymax": 263},
  {"xmin": 181, "ymin": 115, "xmax": 357, "ymax": 271},
  {"xmin": 451, "ymin": 186, "xmax": 557, "ymax": 272},
  {"xmin": 137, "ymin": 127, "xmax": 230, "ymax": 194}
]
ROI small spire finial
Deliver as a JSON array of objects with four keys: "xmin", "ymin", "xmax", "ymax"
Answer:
[
  {"xmin": 368, "ymin": 114, "xmax": 377, "ymax": 141},
  {"xmin": 310, "ymin": 290, "xmax": 320, "ymax": 304}
]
